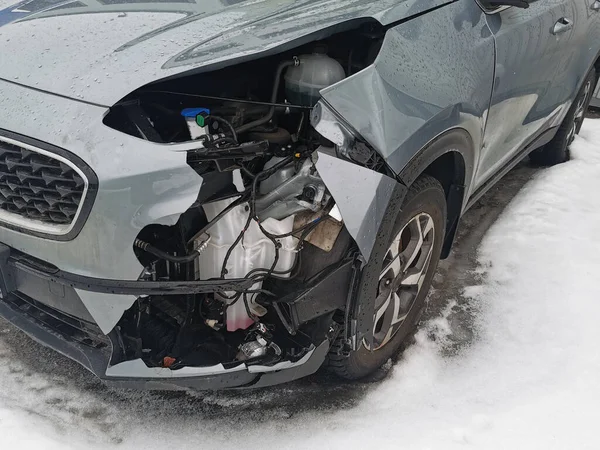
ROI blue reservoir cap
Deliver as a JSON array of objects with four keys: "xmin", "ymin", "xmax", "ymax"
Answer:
[{"xmin": 181, "ymin": 107, "xmax": 210, "ymax": 118}]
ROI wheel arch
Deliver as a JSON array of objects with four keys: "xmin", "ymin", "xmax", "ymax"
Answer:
[
  {"xmin": 349, "ymin": 128, "xmax": 474, "ymax": 348},
  {"xmin": 398, "ymin": 128, "xmax": 475, "ymax": 259}
]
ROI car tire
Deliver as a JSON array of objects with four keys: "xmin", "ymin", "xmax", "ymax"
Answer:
[
  {"xmin": 328, "ymin": 174, "xmax": 446, "ymax": 380},
  {"xmin": 530, "ymin": 69, "xmax": 597, "ymax": 166}
]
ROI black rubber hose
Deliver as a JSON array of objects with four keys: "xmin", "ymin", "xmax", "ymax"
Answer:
[
  {"xmin": 219, "ymin": 213, "xmax": 253, "ymax": 278},
  {"xmin": 234, "ymin": 59, "xmax": 297, "ymax": 135},
  {"xmin": 134, "ymin": 239, "xmax": 199, "ymax": 264}
]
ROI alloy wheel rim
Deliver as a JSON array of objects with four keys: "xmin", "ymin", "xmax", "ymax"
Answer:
[
  {"xmin": 567, "ymin": 80, "xmax": 592, "ymax": 145},
  {"xmin": 365, "ymin": 212, "xmax": 435, "ymax": 351}
]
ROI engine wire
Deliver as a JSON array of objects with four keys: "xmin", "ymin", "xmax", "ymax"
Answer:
[
  {"xmin": 209, "ymin": 151, "xmax": 331, "ymax": 340},
  {"xmin": 218, "ymin": 156, "xmax": 292, "ymax": 278}
]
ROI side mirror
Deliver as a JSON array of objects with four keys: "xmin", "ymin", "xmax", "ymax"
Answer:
[{"xmin": 487, "ymin": 0, "xmax": 529, "ymax": 8}]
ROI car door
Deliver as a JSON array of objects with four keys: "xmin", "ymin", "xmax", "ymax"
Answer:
[
  {"xmin": 551, "ymin": 0, "xmax": 600, "ymax": 110},
  {"xmin": 475, "ymin": 0, "xmax": 576, "ymax": 188}
]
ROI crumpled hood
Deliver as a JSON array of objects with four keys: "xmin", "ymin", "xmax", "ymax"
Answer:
[{"xmin": 0, "ymin": 0, "xmax": 446, "ymax": 106}]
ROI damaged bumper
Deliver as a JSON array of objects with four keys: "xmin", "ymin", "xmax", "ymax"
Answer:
[
  {"xmin": 0, "ymin": 30, "xmax": 406, "ymax": 386},
  {"xmin": 0, "ymin": 79, "xmax": 206, "ymax": 333},
  {"xmin": 0, "ymin": 242, "xmax": 329, "ymax": 390},
  {"xmin": 0, "ymin": 292, "xmax": 328, "ymax": 390}
]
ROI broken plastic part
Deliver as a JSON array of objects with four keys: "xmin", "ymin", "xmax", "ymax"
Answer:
[
  {"xmin": 162, "ymin": 356, "xmax": 176, "ymax": 368},
  {"xmin": 181, "ymin": 107, "xmax": 210, "ymax": 140},
  {"xmin": 314, "ymin": 148, "xmax": 399, "ymax": 261},
  {"xmin": 329, "ymin": 204, "xmax": 343, "ymax": 222},
  {"xmin": 292, "ymin": 211, "xmax": 342, "ymax": 252},
  {"xmin": 205, "ymin": 319, "xmax": 221, "ymax": 330},
  {"xmin": 310, "ymin": 101, "xmax": 355, "ymax": 155}
]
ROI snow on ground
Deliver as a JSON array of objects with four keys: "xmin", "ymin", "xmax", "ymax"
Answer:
[{"xmin": 2, "ymin": 121, "xmax": 600, "ymax": 449}]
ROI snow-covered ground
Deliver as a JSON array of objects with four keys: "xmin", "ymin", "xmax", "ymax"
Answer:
[{"xmin": 2, "ymin": 121, "xmax": 600, "ymax": 449}]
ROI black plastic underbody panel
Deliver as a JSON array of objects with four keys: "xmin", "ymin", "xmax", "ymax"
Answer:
[
  {"xmin": 0, "ymin": 291, "xmax": 111, "ymax": 376},
  {"xmin": 0, "ymin": 290, "xmax": 329, "ymax": 390}
]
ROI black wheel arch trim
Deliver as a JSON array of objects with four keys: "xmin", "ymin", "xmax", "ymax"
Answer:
[
  {"xmin": 350, "ymin": 129, "xmax": 475, "ymax": 345},
  {"xmin": 398, "ymin": 128, "xmax": 474, "ymax": 258},
  {"xmin": 353, "ymin": 181, "xmax": 408, "ymax": 348}
]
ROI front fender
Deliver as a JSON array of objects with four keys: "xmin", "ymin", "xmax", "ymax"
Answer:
[
  {"xmin": 319, "ymin": 0, "xmax": 494, "ymax": 189},
  {"xmin": 315, "ymin": 148, "xmax": 407, "ymax": 347}
]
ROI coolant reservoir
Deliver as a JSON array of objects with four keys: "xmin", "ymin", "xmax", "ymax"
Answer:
[{"xmin": 284, "ymin": 52, "xmax": 345, "ymax": 106}]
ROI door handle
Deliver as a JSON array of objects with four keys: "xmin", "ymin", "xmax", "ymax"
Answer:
[
  {"xmin": 592, "ymin": 1, "xmax": 600, "ymax": 11},
  {"xmin": 552, "ymin": 18, "xmax": 573, "ymax": 35}
]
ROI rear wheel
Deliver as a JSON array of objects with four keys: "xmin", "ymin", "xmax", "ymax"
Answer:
[
  {"xmin": 328, "ymin": 175, "xmax": 446, "ymax": 380},
  {"xmin": 530, "ymin": 69, "xmax": 597, "ymax": 166}
]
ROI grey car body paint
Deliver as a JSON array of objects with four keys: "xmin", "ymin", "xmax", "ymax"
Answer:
[
  {"xmin": 74, "ymin": 290, "xmax": 137, "ymax": 334},
  {"xmin": 0, "ymin": 0, "xmax": 457, "ymax": 336},
  {"xmin": 475, "ymin": 0, "xmax": 600, "ymax": 187},
  {"xmin": 0, "ymin": 0, "xmax": 597, "ymax": 382},
  {"xmin": 0, "ymin": 0, "xmax": 451, "ymax": 106},
  {"xmin": 320, "ymin": 0, "xmax": 494, "ymax": 197},
  {"xmin": 315, "ymin": 149, "xmax": 399, "ymax": 262},
  {"xmin": 0, "ymin": 79, "xmax": 203, "ymax": 331}
]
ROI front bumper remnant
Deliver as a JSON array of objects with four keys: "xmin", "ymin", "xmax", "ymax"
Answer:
[{"xmin": 0, "ymin": 243, "xmax": 329, "ymax": 390}]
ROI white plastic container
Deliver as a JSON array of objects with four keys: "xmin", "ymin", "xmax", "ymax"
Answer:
[
  {"xmin": 195, "ymin": 198, "xmax": 299, "ymax": 331},
  {"xmin": 181, "ymin": 107, "xmax": 210, "ymax": 140},
  {"xmin": 284, "ymin": 52, "xmax": 345, "ymax": 106}
]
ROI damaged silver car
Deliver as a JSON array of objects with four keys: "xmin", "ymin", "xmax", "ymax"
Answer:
[{"xmin": 0, "ymin": 0, "xmax": 598, "ymax": 389}]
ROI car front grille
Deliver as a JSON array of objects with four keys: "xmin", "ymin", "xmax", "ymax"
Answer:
[{"xmin": 0, "ymin": 137, "xmax": 86, "ymax": 228}]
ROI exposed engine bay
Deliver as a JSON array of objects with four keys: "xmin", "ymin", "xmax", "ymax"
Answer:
[{"xmin": 102, "ymin": 23, "xmax": 385, "ymax": 373}]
